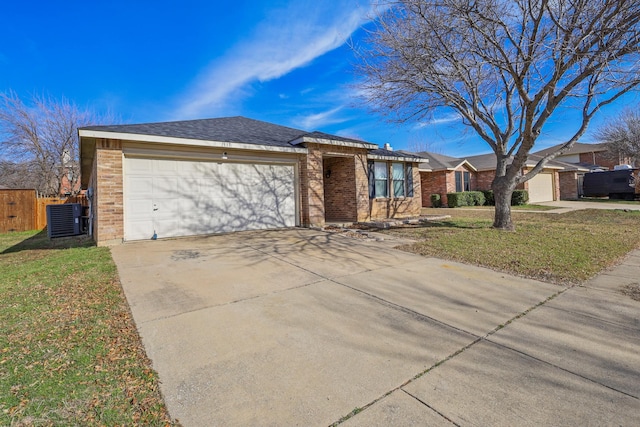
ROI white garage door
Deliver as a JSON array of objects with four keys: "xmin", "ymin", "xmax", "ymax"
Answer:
[
  {"xmin": 528, "ymin": 172, "xmax": 554, "ymax": 203},
  {"xmin": 124, "ymin": 157, "xmax": 296, "ymax": 241}
]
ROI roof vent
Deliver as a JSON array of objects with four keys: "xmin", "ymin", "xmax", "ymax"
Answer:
[
  {"xmin": 46, "ymin": 203, "xmax": 83, "ymax": 238},
  {"xmin": 383, "ymin": 143, "xmax": 393, "ymax": 151}
]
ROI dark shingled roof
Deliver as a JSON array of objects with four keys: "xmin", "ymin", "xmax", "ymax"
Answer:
[
  {"xmin": 533, "ymin": 142, "xmax": 607, "ymax": 157},
  {"xmin": 415, "ymin": 151, "xmax": 466, "ymax": 170},
  {"xmin": 465, "ymin": 152, "xmax": 588, "ymax": 171},
  {"xmin": 82, "ymin": 116, "xmax": 309, "ymax": 149}
]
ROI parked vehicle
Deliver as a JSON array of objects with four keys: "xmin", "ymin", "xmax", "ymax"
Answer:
[{"xmin": 582, "ymin": 168, "xmax": 638, "ymax": 200}]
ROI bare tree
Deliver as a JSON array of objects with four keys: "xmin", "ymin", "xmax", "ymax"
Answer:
[
  {"xmin": 596, "ymin": 108, "xmax": 640, "ymax": 165},
  {"xmin": 0, "ymin": 160, "xmax": 45, "ymax": 190},
  {"xmin": 0, "ymin": 91, "xmax": 100, "ymax": 196},
  {"xmin": 357, "ymin": 0, "xmax": 640, "ymax": 230}
]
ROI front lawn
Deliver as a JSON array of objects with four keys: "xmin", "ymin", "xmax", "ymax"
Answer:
[
  {"xmin": 385, "ymin": 209, "xmax": 640, "ymax": 284},
  {"xmin": 0, "ymin": 231, "xmax": 177, "ymax": 426}
]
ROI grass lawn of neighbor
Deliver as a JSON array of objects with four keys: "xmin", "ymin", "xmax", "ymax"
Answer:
[{"xmin": 385, "ymin": 208, "xmax": 640, "ymax": 285}]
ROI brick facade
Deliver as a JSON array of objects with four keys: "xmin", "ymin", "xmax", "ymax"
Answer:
[
  {"xmin": 420, "ymin": 165, "xmax": 477, "ymax": 207},
  {"xmin": 85, "ymin": 139, "xmax": 422, "ymax": 244},
  {"xmin": 476, "ymin": 171, "xmax": 495, "ymax": 191},
  {"xmin": 578, "ymin": 151, "xmax": 630, "ymax": 170},
  {"xmin": 300, "ymin": 144, "xmax": 419, "ymax": 225},
  {"xmin": 559, "ymin": 171, "xmax": 579, "ymax": 200},
  {"xmin": 323, "ymin": 156, "xmax": 358, "ymax": 221},
  {"xmin": 91, "ymin": 139, "xmax": 124, "ymax": 245}
]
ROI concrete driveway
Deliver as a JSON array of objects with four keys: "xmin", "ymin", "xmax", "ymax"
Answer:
[{"xmin": 111, "ymin": 229, "xmax": 640, "ymax": 426}]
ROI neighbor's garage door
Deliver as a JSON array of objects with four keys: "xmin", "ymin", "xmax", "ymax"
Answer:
[
  {"xmin": 124, "ymin": 157, "xmax": 296, "ymax": 241},
  {"xmin": 528, "ymin": 172, "xmax": 554, "ymax": 203}
]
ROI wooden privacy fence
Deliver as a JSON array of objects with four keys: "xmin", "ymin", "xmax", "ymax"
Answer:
[{"xmin": 0, "ymin": 189, "xmax": 88, "ymax": 233}]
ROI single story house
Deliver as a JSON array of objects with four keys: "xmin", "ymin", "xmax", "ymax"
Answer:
[
  {"xmin": 415, "ymin": 151, "xmax": 589, "ymax": 206},
  {"xmin": 79, "ymin": 116, "xmax": 424, "ymax": 245},
  {"xmin": 533, "ymin": 142, "xmax": 632, "ymax": 171},
  {"xmin": 406, "ymin": 152, "xmax": 477, "ymax": 207}
]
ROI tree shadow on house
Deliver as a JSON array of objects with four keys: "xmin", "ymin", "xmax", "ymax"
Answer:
[
  {"xmin": 150, "ymin": 162, "xmax": 297, "ymax": 239},
  {"xmin": 1, "ymin": 228, "xmax": 94, "ymax": 254}
]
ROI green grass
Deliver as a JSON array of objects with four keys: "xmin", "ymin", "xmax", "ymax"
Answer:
[
  {"xmin": 0, "ymin": 231, "xmax": 177, "ymax": 426},
  {"xmin": 387, "ymin": 209, "xmax": 640, "ymax": 285}
]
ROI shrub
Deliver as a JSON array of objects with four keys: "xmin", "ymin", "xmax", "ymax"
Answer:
[
  {"xmin": 446, "ymin": 191, "xmax": 484, "ymax": 207},
  {"xmin": 446, "ymin": 192, "xmax": 466, "ymax": 207},
  {"xmin": 479, "ymin": 189, "xmax": 528, "ymax": 206},
  {"xmin": 430, "ymin": 194, "xmax": 442, "ymax": 208},
  {"xmin": 469, "ymin": 191, "xmax": 485, "ymax": 206},
  {"xmin": 511, "ymin": 190, "xmax": 529, "ymax": 205},
  {"xmin": 482, "ymin": 190, "xmax": 494, "ymax": 206}
]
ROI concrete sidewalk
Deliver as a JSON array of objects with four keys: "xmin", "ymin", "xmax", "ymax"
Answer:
[
  {"xmin": 111, "ymin": 229, "xmax": 640, "ymax": 426},
  {"xmin": 538, "ymin": 200, "xmax": 640, "ymax": 213},
  {"xmin": 346, "ymin": 250, "xmax": 640, "ymax": 426}
]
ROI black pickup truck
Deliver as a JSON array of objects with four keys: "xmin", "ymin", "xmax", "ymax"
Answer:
[{"xmin": 582, "ymin": 169, "xmax": 638, "ymax": 200}]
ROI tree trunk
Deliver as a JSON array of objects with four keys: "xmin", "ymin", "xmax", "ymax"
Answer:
[{"xmin": 492, "ymin": 177, "xmax": 516, "ymax": 231}]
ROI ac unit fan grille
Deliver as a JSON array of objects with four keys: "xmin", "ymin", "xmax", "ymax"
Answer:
[{"xmin": 46, "ymin": 204, "xmax": 82, "ymax": 238}]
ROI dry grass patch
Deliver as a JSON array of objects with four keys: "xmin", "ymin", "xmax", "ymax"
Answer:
[
  {"xmin": 386, "ymin": 209, "xmax": 640, "ymax": 285},
  {"xmin": 0, "ymin": 230, "xmax": 178, "ymax": 426}
]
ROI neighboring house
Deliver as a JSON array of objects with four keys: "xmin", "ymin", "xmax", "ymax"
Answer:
[
  {"xmin": 79, "ymin": 117, "xmax": 424, "ymax": 245},
  {"xmin": 533, "ymin": 142, "xmax": 632, "ymax": 171},
  {"xmin": 407, "ymin": 152, "xmax": 476, "ymax": 207},
  {"xmin": 415, "ymin": 151, "xmax": 589, "ymax": 206}
]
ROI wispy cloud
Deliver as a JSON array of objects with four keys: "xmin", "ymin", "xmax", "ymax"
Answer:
[
  {"xmin": 294, "ymin": 107, "xmax": 348, "ymax": 130},
  {"xmin": 414, "ymin": 113, "xmax": 462, "ymax": 129},
  {"xmin": 173, "ymin": 1, "xmax": 381, "ymax": 119}
]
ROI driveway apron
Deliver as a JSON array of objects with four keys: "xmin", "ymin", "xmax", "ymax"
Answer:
[{"xmin": 110, "ymin": 228, "xmax": 639, "ymax": 426}]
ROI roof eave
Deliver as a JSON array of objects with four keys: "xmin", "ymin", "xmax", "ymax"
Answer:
[
  {"xmin": 290, "ymin": 135, "xmax": 378, "ymax": 150},
  {"xmin": 368, "ymin": 154, "xmax": 425, "ymax": 162},
  {"xmin": 77, "ymin": 129, "xmax": 308, "ymax": 154}
]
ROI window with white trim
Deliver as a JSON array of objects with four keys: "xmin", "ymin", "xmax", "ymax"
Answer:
[
  {"xmin": 392, "ymin": 162, "xmax": 405, "ymax": 197},
  {"xmin": 373, "ymin": 162, "xmax": 388, "ymax": 198}
]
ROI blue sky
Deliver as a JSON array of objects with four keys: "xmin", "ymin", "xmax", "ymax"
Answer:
[{"xmin": 1, "ymin": 1, "xmax": 637, "ymax": 157}]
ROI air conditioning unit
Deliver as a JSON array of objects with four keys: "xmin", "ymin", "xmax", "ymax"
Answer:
[{"xmin": 46, "ymin": 203, "xmax": 83, "ymax": 238}]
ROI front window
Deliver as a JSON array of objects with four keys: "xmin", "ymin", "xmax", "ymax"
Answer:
[
  {"xmin": 392, "ymin": 162, "xmax": 405, "ymax": 197},
  {"xmin": 374, "ymin": 162, "xmax": 388, "ymax": 198},
  {"xmin": 455, "ymin": 171, "xmax": 471, "ymax": 192}
]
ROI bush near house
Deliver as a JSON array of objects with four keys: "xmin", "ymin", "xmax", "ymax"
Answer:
[
  {"xmin": 430, "ymin": 194, "xmax": 442, "ymax": 208},
  {"xmin": 511, "ymin": 190, "xmax": 529, "ymax": 205},
  {"xmin": 482, "ymin": 190, "xmax": 495, "ymax": 206},
  {"xmin": 479, "ymin": 190, "xmax": 529, "ymax": 206},
  {"xmin": 446, "ymin": 191, "xmax": 486, "ymax": 207}
]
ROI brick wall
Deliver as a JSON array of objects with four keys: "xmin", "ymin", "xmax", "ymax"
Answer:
[
  {"xmin": 579, "ymin": 151, "xmax": 628, "ymax": 170},
  {"xmin": 300, "ymin": 146, "xmax": 325, "ymax": 226},
  {"xmin": 93, "ymin": 139, "xmax": 124, "ymax": 245},
  {"xmin": 559, "ymin": 171, "xmax": 579, "ymax": 200},
  {"xmin": 476, "ymin": 170, "xmax": 495, "ymax": 191},
  {"xmin": 553, "ymin": 170, "xmax": 560, "ymax": 200},
  {"xmin": 323, "ymin": 156, "xmax": 357, "ymax": 221},
  {"xmin": 300, "ymin": 144, "xmax": 371, "ymax": 226},
  {"xmin": 421, "ymin": 165, "xmax": 478, "ymax": 207},
  {"xmin": 354, "ymin": 154, "xmax": 370, "ymax": 222},
  {"xmin": 420, "ymin": 170, "xmax": 446, "ymax": 207}
]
